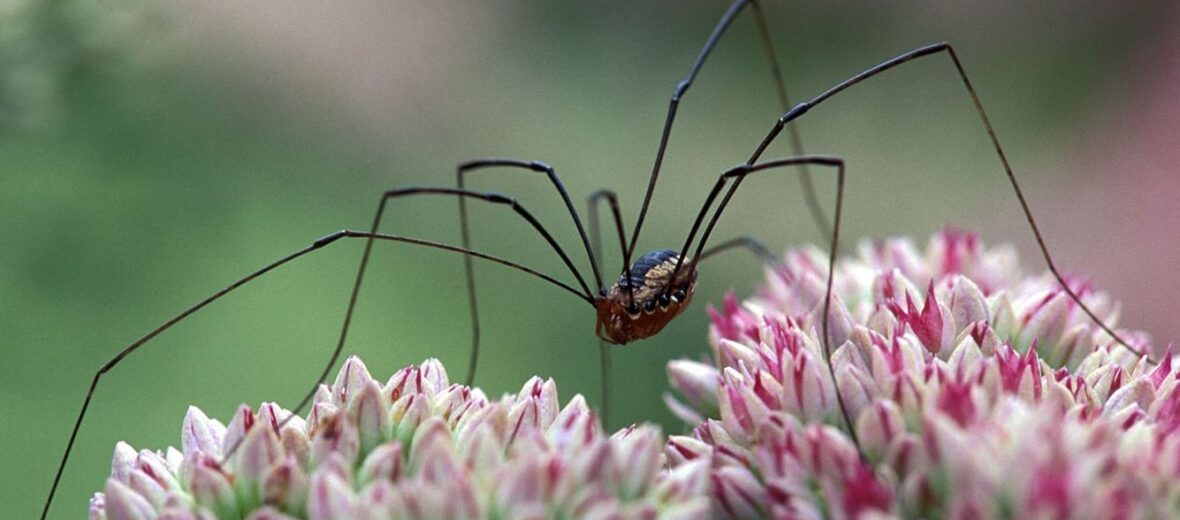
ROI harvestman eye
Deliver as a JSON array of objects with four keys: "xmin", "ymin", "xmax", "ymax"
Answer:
[{"xmin": 39, "ymin": 1, "xmax": 1149, "ymax": 518}]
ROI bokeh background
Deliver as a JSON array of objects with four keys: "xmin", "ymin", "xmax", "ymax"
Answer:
[{"xmin": 4, "ymin": 0, "xmax": 1177, "ymax": 517}]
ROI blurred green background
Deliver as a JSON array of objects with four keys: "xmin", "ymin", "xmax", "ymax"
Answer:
[{"xmin": 4, "ymin": 0, "xmax": 1176, "ymax": 517}]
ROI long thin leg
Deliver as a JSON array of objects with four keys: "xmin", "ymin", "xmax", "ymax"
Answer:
[
  {"xmin": 667, "ymin": 156, "xmax": 859, "ymax": 450},
  {"xmin": 742, "ymin": 42, "xmax": 1140, "ymax": 357},
  {"xmin": 226, "ymin": 187, "xmax": 598, "ymax": 473},
  {"xmin": 698, "ymin": 235, "xmax": 778, "ymax": 266},
  {"xmin": 668, "ymin": 157, "xmax": 841, "ymax": 277},
  {"xmin": 459, "ymin": 159, "xmax": 603, "ymax": 289},
  {"xmin": 295, "ymin": 187, "xmax": 596, "ymax": 463},
  {"xmin": 40, "ymin": 229, "xmax": 589, "ymax": 520},
  {"xmin": 629, "ymin": 0, "xmax": 822, "ymax": 276},
  {"xmin": 290, "ymin": 188, "xmax": 595, "ymax": 453},
  {"xmin": 750, "ymin": 0, "xmax": 830, "ymax": 241},
  {"xmin": 456, "ymin": 159, "xmax": 602, "ymax": 386},
  {"xmin": 587, "ymin": 189, "xmax": 629, "ymax": 277},
  {"xmin": 586, "ymin": 189, "xmax": 629, "ymax": 427}
]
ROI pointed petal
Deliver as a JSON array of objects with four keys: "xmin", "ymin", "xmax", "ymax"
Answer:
[
  {"xmin": 307, "ymin": 472, "xmax": 356, "ymax": 520},
  {"xmin": 103, "ymin": 479, "xmax": 156, "ymax": 520},
  {"xmin": 181, "ymin": 406, "xmax": 225, "ymax": 458},
  {"xmin": 332, "ymin": 355, "xmax": 375, "ymax": 405}
]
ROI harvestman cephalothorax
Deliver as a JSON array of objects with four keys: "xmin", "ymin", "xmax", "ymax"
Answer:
[{"xmin": 40, "ymin": 1, "xmax": 1147, "ymax": 518}]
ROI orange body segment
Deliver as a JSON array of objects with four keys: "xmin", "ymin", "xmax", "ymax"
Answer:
[{"xmin": 594, "ymin": 250, "xmax": 698, "ymax": 344}]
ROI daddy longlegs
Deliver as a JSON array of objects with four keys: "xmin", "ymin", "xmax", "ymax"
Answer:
[{"xmin": 40, "ymin": 1, "xmax": 1147, "ymax": 518}]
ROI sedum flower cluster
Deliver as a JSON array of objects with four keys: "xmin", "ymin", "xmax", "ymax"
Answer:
[
  {"xmin": 666, "ymin": 230, "xmax": 1177, "ymax": 518},
  {"xmin": 90, "ymin": 229, "xmax": 1177, "ymax": 519},
  {"xmin": 90, "ymin": 357, "xmax": 708, "ymax": 520}
]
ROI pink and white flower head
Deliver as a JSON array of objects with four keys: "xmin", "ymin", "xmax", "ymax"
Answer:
[
  {"xmin": 89, "ymin": 357, "xmax": 709, "ymax": 520},
  {"xmin": 667, "ymin": 229, "xmax": 1174, "ymax": 518}
]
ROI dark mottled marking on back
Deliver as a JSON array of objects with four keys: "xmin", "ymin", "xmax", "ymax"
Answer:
[{"xmin": 618, "ymin": 249, "xmax": 679, "ymax": 288}]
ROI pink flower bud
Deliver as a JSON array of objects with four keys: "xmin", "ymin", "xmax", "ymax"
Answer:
[
  {"xmin": 934, "ymin": 376, "xmax": 978, "ymax": 427},
  {"xmin": 868, "ymin": 236, "xmax": 925, "ymax": 281},
  {"xmin": 518, "ymin": 376, "xmax": 561, "ymax": 429},
  {"xmin": 1103, "ymin": 376, "xmax": 1153, "ymax": 417},
  {"xmin": 332, "ymin": 356, "xmax": 375, "ymax": 406},
  {"xmin": 613, "ymin": 425, "xmax": 662, "ymax": 498},
  {"xmin": 840, "ymin": 463, "xmax": 893, "ymax": 519},
  {"xmin": 110, "ymin": 442, "xmax": 137, "ymax": 484},
  {"xmin": 1017, "ymin": 291, "xmax": 1071, "ymax": 352},
  {"xmin": 709, "ymin": 292, "xmax": 760, "ymax": 344},
  {"xmin": 126, "ymin": 469, "xmax": 167, "ymax": 509},
  {"xmin": 1145, "ymin": 346, "xmax": 1174, "ymax": 389},
  {"xmin": 135, "ymin": 449, "xmax": 180, "ymax": 493},
  {"xmin": 305, "ymin": 402, "xmax": 337, "ymax": 438},
  {"xmin": 223, "ymin": 404, "xmax": 257, "ymax": 460},
  {"xmin": 358, "ymin": 443, "xmax": 403, "ymax": 485},
  {"xmin": 890, "ymin": 283, "xmax": 952, "ymax": 355},
  {"xmin": 656, "ymin": 458, "xmax": 710, "ymax": 503},
  {"xmin": 550, "ymin": 395, "xmax": 600, "ymax": 452},
  {"xmin": 666, "ymin": 434, "xmax": 711, "ymax": 466},
  {"xmin": 435, "ymin": 384, "xmax": 485, "ymax": 430},
  {"xmin": 236, "ymin": 417, "xmax": 283, "ymax": 500},
  {"xmin": 873, "ymin": 267, "xmax": 922, "ymax": 311},
  {"xmin": 88, "ymin": 492, "xmax": 106, "ymax": 520},
  {"xmin": 667, "ymin": 360, "xmax": 720, "ymax": 414},
  {"xmin": 800, "ymin": 424, "xmax": 861, "ymax": 477},
  {"xmin": 418, "ymin": 358, "xmax": 451, "ymax": 394},
  {"xmin": 87, "ymin": 356, "xmax": 706, "ymax": 518},
  {"xmin": 188, "ymin": 456, "xmax": 239, "ymax": 519},
  {"xmin": 348, "ymin": 379, "xmax": 390, "ymax": 456},
  {"xmin": 310, "ymin": 409, "xmax": 359, "ymax": 468},
  {"xmin": 779, "ymin": 348, "xmax": 835, "ymax": 423},
  {"xmin": 279, "ymin": 425, "xmax": 310, "ymax": 469},
  {"xmin": 306, "ymin": 472, "xmax": 355, "ymax": 520},
  {"xmin": 716, "ymin": 339, "xmax": 759, "ymax": 378},
  {"xmin": 712, "ymin": 464, "xmax": 767, "ymax": 519},
  {"xmin": 262, "ymin": 456, "xmax": 307, "ymax": 515},
  {"xmin": 946, "ymin": 335, "xmax": 984, "ymax": 376},
  {"xmin": 103, "ymin": 478, "xmax": 156, "ymax": 520},
  {"xmin": 856, "ymin": 400, "xmax": 904, "ymax": 456},
  {"xmin": 409, "ymin": 418, "xmax": 457, "ymax": 483},
  {"xmin": 817, "ymin": 292, "xmax": 855, "ymax": 351},
  {"xmin": 719, "ymin": 368, "xmax": 770, "ymax": 442},
  {"xmin": 946, "ymin": 275, "xmax": 989, "ymax": 331},
  {"xmin": 181, "ymin": 406, "xmax": 225, "ymax": 458},
  {"xmin": 256, "ymin": 402, "xmax": 299, "ymax": 436},
  {"xmin": 834, "ymin": 356, "xmax": 876, "ymax": 419},
  {"xmin": 354, "ymin": 480, "xmax": 396, "ymax": 516},
  {"xmin": 993, "ymin": 343, "xmax": 1044, "ymax": 401},
  {"xmin": 390, "ymin": 393, "xmax": 429, "ymax": 447}
]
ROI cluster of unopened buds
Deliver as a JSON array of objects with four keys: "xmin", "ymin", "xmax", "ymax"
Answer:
[
  {"xmin": 90, "ymin": 357, "xmax": 708, "ymax": 519},
  {"xmin": 91, "ymin": 230, "xmax": 1176, "ymax": 519},
  {"xmin": 666, "ymin": 230, "xmax": 1175, "ymax": 518}
]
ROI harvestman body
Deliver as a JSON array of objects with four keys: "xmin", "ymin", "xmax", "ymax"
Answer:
[
  {"xmin": 595, "ymin": 250, "xmax": 698, "ymax": 345},
  {"xmin": 40, "ymin": 1, "xmax": 1147, "ymax": 518}
]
